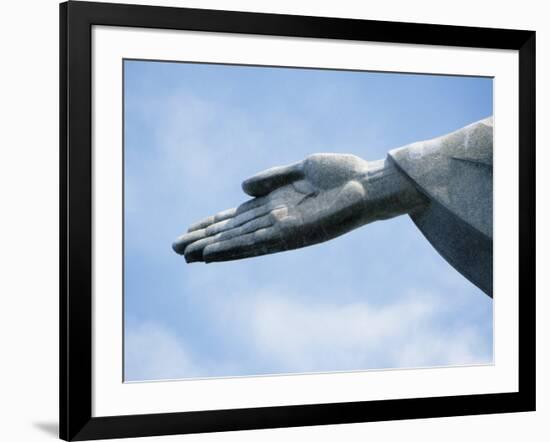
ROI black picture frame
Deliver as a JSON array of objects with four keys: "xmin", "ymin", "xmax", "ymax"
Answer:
[{"xmin": 60, "ymin": 1, "xmax": 536, "ymax": 440}]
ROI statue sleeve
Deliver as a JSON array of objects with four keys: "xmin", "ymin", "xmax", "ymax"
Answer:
[{"xmin": 387, "ymin": 117, "xmax": 493, "ymax": 297}]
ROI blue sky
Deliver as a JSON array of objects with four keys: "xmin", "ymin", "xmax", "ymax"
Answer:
[{"xmin": 123, "ymin": 59, "xmax": 493, "ymax": 381}]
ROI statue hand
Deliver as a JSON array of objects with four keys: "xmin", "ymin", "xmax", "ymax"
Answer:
[{"xmin": 173, "ymin": 153, "xmax": 371, "ymax": 263}]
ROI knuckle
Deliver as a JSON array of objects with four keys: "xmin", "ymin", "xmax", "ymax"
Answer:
[
  {"xmin": 344, "ymin": 180, "xmax": 366, "ymax": 199},
  {"xmin": 269, "ymin": 207, "xmax": 288, "ymax": 223},
  {"xmin": 253, "ymin": 228, "xmax": 266, "ymax": 238},
  {"xmin": 279, "ymin": 215, "xmax": 299, "ymax": 230}
]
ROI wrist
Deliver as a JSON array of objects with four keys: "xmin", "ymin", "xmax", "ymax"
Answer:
[{"xmin": 358, "ymin": 156, "xmax": 427, "ymax": 222}]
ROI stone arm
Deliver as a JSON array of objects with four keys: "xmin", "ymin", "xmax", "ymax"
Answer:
[{"xmin": 172, "ymin": 152, "xmax": 428, "ymax": 263}]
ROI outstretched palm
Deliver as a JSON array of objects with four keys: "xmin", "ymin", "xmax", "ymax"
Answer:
[{"xmin": 173, "ymin": 154, "xmax": 370, "ymax": 263}]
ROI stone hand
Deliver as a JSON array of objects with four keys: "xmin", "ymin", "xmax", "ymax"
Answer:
[{"xmin": 172, "ymin": 154, "xmax": 377, "ymax": 263}]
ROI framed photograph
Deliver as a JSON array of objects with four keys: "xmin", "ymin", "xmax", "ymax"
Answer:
[{"xmin": 60, "ymin": 1, "xmax": 536, "ymax": 440}]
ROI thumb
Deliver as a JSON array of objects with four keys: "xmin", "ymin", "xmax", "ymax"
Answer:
[{"xmin": 242, "ymin": 161, "xmax": 304, "ymax": 196}]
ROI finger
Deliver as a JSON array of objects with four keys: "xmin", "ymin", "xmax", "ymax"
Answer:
[
  {"xmin": 187, "ymin": 207, "xmax": 237, "ymax": 233},
  {"xmin": 204, "ymin": 203, "xmax": 275, "ymax": 236},
  {"xmin": 174, "ymin": 206, "xmax": 240, "ymax": 254},
  {"xmin": 203, "ymin": 227, "xmax": 281, "ymax": 262},
  {"xmin": 235, "ymin": 195, "xmax": 267, "ymax": 215},
  {"xmin": 184, "ymin": 235, "xmax": 218, "ymax": 263},
  {"xmin": 184, "ymin": 208, "xmax": 287, "ymax": 262},
  {"xmin": 216, "ymin": 207, "xmax": 287, "ymax": 241},
  {"xmin": 172, "ymin": 228, "xmax": 207, "ymax": 255},
  {"xmin": 208, "ymin": 242, "xmax": 285, "ymax": 262},
  {"xmin": 180, "ymin": 199, "xmax": 270, "ymax": 257},
  {"xmin": 215, "ymin": 211, "xmax": 276, "ymax": 242},
  {"xmin": 242, "ymin": 161, "xmax": 303, "ymax": 197},
  {"xmin": 187, "ymin": 197, "xmax": 266, "ymax": 233}
]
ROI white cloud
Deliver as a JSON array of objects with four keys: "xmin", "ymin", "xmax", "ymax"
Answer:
[
  {"xmin": 125, "ymin": 289, "xmax": 492, "ymax": 381},
  {"xmin": 124, "ymin": 321, "xmax": 198, "ymax": 381},
  {"xmin": 211, "ymin": 290, "xmax": 492, "ymax": 375}
]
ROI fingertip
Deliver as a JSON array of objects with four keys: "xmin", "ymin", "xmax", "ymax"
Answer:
[
  {"xmin": 172, "ymin": 239, "xmax": 185, "ymax": 255},
  {"xmin": 184, "ymin": 253, "xmax": 201, "ymax": 263},
  {"xmin": 187, "ymin": 216, "xmax": 214, "ymax": 232},
  {"xmin": 172, "ymin": 229, "xmax": 206, "ymax": 255},
  {"xmin": 184, "ymin": 246, "xmax": 204, "ymax": 263},
  {"xmin": 242, "ymin": 163, "xmax": 304, "ymax": 197},
  {"xmin": 184, "ymin": 246, "xmax": 203, "ymax": 263},
  {"xmin": 242, "ymin": 179, "xmax": 267, "ymax": 197}
]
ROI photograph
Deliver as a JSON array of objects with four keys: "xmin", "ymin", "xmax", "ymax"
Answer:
[
  {"xmin": 54, "ymin": 1, "xmax": 536, "ymax": 440},
  {"xmin": 123, "ymin": 59, "xmax": 494, "ymax": 382}
]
